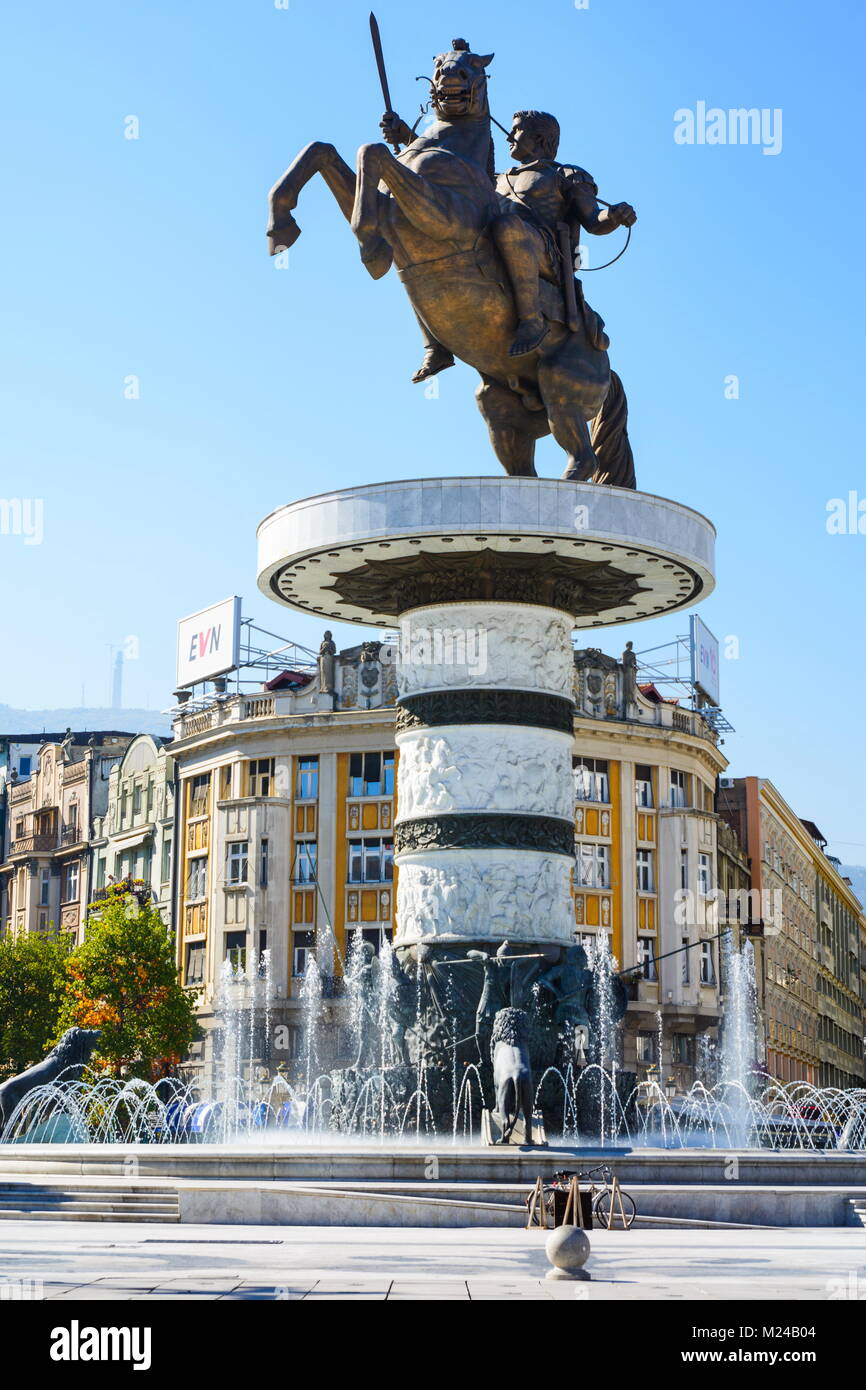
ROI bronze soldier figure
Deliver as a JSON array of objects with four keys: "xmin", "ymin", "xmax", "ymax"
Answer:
[{"xmin": 386, "ymin": 107, "xmax": 636, "ymax": 382}]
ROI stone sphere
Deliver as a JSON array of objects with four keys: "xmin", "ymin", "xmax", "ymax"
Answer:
[{"xmin": 545, "ymin": 1224, "xmax": 591, "ymax": 1280}]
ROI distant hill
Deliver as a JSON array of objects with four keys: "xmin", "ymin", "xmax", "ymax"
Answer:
[
  {"xmin": 839, "ymin": 864, "xmax": 866, "ymax": 906},
  {"xmin": 0, "ymin": 705, "xmax": 173, "ymax": 738}
]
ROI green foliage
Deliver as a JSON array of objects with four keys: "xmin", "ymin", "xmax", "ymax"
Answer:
[
  {"xmin": 0, "ymin": 930, "xmax": 73, "ymax": 1077},
  {"xmin": 58, "ymin": 895, "xmax": 199, "ymax": 1078}
]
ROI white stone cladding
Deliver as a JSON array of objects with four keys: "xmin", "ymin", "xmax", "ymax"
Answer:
[
  {"xmin": 395, "ymin": 723, "xmax": 573, "ymax": 822},
  {"xmin": 394, "ymin": 602, "xmax": 574, "ymax": 699},
  {"xmin": 393, "ymin": 597, "xmax": 576, "ymax": 947},
  {"xmin": 395, "ymin": 849, "xmax": 575, "ymax": 946}
]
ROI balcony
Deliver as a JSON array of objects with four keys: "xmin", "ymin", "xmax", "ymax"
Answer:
[{"xmin": 9, "ymin": 832, "xmax": 57, "ymax": 855}]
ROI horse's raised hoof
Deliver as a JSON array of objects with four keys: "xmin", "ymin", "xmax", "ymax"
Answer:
[
  {"xmin": 359, "ymin": 235, "xmax": 393, "ymax": 281},
  {"xmin": 508, "ymin": 318, "xmax": 549, "ymax": 358},
  {"xmin": 412, "ymin": 347, "xmax": 455, "ymax": 384},
  {"xmin": 267, "ymin": 217, "xmax": 301, "ymax": 254}
]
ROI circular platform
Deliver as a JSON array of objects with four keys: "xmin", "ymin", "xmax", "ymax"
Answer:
[{"xmin": 257, "ymin": 477, "xmax": 715, "ymax": 629}]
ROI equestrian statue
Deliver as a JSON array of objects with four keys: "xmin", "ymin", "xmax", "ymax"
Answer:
[{"xmin": 267, "ymin": 26, "xmax": 637, "ymax": 486}]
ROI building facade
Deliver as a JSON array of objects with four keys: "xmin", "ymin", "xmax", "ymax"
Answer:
[
  {"xmin": 170, "ymin": 638, "xmax": 729, "ymax": 1083},
  {"xmin": 90, "ymin": 734, "xmax": 176, "ymax": 925},
  {"xmin": 0, "ymin": 732, "xmax": 135, "ymax": 940},
  {"xmin": 718, "ymin": 777, "xmax": 866, "ymax": 1087}
]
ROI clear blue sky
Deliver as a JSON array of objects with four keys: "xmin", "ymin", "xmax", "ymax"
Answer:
[{"xmin": 2, "ymin": 0, "xmax": 865, "ymax": 863}]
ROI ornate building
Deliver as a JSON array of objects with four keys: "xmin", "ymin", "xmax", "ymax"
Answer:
[
  {"xmin": 0, "ymin": 731, "xmax": 136, "ymax": 941},
  {"xmin": 718, "ymin": 778, "xmax": 866, "ymax": 1087},
  {"xmin": 90, "ymin": 734, "xmax": 176, "ymax": 925},
  {"xmin": 170, "ymin": 637, "xmax": 729, "ymax": 1081}
]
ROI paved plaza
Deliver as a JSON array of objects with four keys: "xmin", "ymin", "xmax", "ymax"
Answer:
[{"xmin": 1, "ymin": 1222, "xmax": 865, "ymax": 1300}]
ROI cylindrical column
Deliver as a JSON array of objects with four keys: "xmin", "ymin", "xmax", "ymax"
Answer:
[{"xmin": 394, "ymin": 600, "xmax": 576, "ymax": 947}]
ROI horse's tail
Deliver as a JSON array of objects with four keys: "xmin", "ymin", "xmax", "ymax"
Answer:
[{"xmin": 590, "ymin": 370, "xmax": 636, "ymax": 489}]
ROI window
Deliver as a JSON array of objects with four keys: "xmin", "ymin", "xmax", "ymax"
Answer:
[
  {"xmin": 18, "ymin": 756, "xmax": 31, "ymax": 778},
  {"xmin": 698, "ymin": 853, "xmax": 712, "ymax": 896},
  {"xmin": 636, "ymin": 1031, "xmax": 657, "ymax": 1063},
  {"xmin": 293, "ymin": 930, "xmax": 315, "ymax": 978},
  {"xmin": 681, "ymin": 937, "xmax": 690, "ymax": 983},
  {"xmin": 673, "ymin": 1034, "xmax": 695, "ymax": 1065},
  {"xmin": 133, "ymin": 784, "xmax": 142, "ymax": 817},
  {"xmin": 40, "ymin": 869, "xmax": 51, "ymax": 906},
  {"xmin": 186, "ymin": 856, "xmax": 208, "ymax": 900},
  {"xmin": 362, "ymin": 925, "xmax": 392, "ymax": 954},
  {"xmin": 225, "ymin": 930, "xmax": 246, "ymax": 969},
  {"xmin": 185, "ymin": 942, "xmax": 205, "ymax": 986},
  {"xmin": 383, "ymin": 753, "xmax": 395, "ymax": 796},
  {"xmin": 635, "ymin": 764, "xmax": 654, "ymax": 808},
  {"xmin": 573, "ymin": 757, "xmax": 610, "ymax": 804},
  {"xmin": 161, "ymin": 838, "xmax": 172, "ymax": 885},
  {"xmin": 670, "ymin": 769, "xmax": 688, "ymax": 808},
  {"xmin": 575, "ymin": 842, "xmax": 610, "ymax": 889},
  {"xmin": 247, "ymin": 758, "xmax": 274, "ymax": 798},
  {"xmin": 219, "ymin": 765, "xmax": 233, "ymax": 800},
  {"xmin": 348, "ymin": 838, "xmax": 394, "ymax": 883},
  {"xmin": 227, "ymin": 841, "xmax": 249, "ymax": 885},
  {"xmin": 349, "ymin": 751, "xmax": 394, "ymax": 797},
  {"xmin": 680, "ymin": 848, "xmax": 689, "ymax": 891},
  {"xmin": 146, "ymin": 781, "xmax": 154, "ymax": 817},
  {"xmin": 62, "ymin": 862, "xmax": 80, "ymax": 903},
  {"xmin": 190, "ymin": 774, "xmax": 210, "ymax": 817},
  {"xmin": 297, "ymin": 756, "xmax": 319, "ymax": 800},
  {"xmin": 700, "ymin": 940, "xmax": 715, "ymax": 985},
  {"xmin": 636, "ymin": 848, "xmax": 654, "ymax": 893},
  {"xmin": 260, "ymin": 838, "xmax": 269, "ymax": 888},
  {"xmin": 295, "ymin": 841, "xmax": 318, "ymax": 884},
  {"xmin": 637, "ymin": 936, "xmax": 657, "ymax": 981}
]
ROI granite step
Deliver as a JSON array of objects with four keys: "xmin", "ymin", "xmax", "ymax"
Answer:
[
  {"xmin": 847, "ymin": 1199, "xmax": 866, "ymax": 1228},
  {"xmin": 0, "ymin": 1182, "xmax": 179, "ymax": 1222}
]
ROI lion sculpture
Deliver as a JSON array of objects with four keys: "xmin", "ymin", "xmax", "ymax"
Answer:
[
  {"xmin": 0, "ymin": 1028, "xmax": 101, "ymax": 1134},
  {"xmin": 491, "ymin": 1007, "xmax": 535, "ymax": 1146}
]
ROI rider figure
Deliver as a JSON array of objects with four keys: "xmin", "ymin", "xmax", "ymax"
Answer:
[{"xmin": 380, "ymin": 107, "xmax": 636, "ymax": 381}]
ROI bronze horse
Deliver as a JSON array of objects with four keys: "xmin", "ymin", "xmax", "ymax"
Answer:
[{"xmin": 268, "ymin": 39, "xmax": 633, "ymax": 484}]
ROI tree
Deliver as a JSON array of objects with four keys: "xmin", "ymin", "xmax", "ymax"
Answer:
[
  {"xmin": 0, "ymin": 930, "xmax": 73, "ymax": 1077},
  {"xmin": 58, "ymin": 891, "xmax": 199, "ymax": 1077}
]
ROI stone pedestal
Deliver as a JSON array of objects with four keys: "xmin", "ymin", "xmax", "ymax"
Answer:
[
  {"xmin": 393, "ymin": 599, "xmax": 577, "ymax": 947},
  {"xmin": 258, "ymin": 476, "xmax": 715, "ymax": 956}
]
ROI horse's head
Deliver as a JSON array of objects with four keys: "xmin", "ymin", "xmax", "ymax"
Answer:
[{"xmin": 431, "ymin": 39, "xmax": 493, "ymax": 120}]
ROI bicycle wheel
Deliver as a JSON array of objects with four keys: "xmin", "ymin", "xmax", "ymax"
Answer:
[{"xmin": 593, "ymin": 1186, "xmax": 636, "ymax": 1229}]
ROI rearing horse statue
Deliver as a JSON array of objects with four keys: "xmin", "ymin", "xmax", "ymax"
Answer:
[{"xmin": 268, "ymin": 37, "xmax": 634, "ymax": 485}]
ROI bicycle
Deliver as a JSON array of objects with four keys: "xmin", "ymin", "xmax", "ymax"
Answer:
[{"xmin": 549, "ymin": 1164, "xmax": 637, "ymax": 1229}]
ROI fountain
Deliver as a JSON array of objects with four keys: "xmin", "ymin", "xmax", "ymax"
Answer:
[{"xmin": 3, "ymin": 925, "xmax": 866, "ymax": 1150}]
